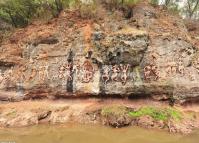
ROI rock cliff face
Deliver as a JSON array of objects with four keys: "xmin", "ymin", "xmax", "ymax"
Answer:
[{"xmin": 0, "ymin": 2, "xmax": 199, "ymax": 104}]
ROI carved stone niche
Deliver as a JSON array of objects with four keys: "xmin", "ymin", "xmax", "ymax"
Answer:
[{"xmin": 73, "ymin": 58, "xmax": 100, "ymax": 95}]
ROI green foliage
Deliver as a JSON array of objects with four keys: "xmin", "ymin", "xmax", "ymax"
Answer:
[
  {"xmin": 0, "ymin": 0, "xmax": 73, "ymax": 27},
  {"xmin": 103, "ymin": 0, "xmax": 140, "ymax": 10},
  {"xmin": 161, "ymin": 0, "xmax": 199, "ymax": 18},
  {"xmin": 166, "ymin": 108, "xmax": 182, "ymax": 121},
  {"xmin": 38, "ymin": 0, "xmax": 73, "ymax": 18},
  {"xmin": 79, "ymin": 0, "xmax": 98, "ymax": 19},
  {"xmin": 164, "ymin": 0, "xmax": 172, "ymax": 7},
  {"xmin": 101, "ymin": 106, "xmax": 182, "ymax": 122},
  {"xmin": 0, "ymin": 0, "xmax": 39, "ymax": 27},
  {"xmin": 122, "ymin": 0, "xmax": 140, "ymax": 7},
  {"xmin": 183, "ymin": 0, "xmax": 199, "ymax": 19},
  {"xmin": 129, "ymin": 107, "xmax": 182, "ymax": 121},
  {"xmin": 168, "ymin": 2, "xmax": 181, "ymax": 15}
]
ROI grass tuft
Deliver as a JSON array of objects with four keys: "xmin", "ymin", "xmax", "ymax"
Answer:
[{"xmin": 129, "ymin": 107, "xmax": 182, "ymax": 121}]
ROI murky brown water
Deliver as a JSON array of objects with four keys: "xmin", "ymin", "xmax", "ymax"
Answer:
[{"xmin": 0, "ymin": 124, "xmax": 198, "ymax": 143}]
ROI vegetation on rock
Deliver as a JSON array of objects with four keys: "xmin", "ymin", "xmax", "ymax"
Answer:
[
  {"xmin": 0, "ymin": 0, "xmax": 198, "ymax": 28},
  {"xmin": 101, "ymin": 105, "xmax": 130, "ymax": 117},
  {"xmin": 97, "ymin": 105, "xmax": 198, "ymax": 133},
  {"xmin": 101, "ymin": 105, "xmax": 182, "ymax": 122},
  {"xmin": 0, "ymin": 0, "xmax": 73, "ymax": 27},
  {"xmin": 129, "ymin": 107, "xmax": 182, "ymax": 121}
]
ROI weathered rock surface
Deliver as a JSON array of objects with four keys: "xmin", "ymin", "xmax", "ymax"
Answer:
[{"xmin": 0, "ymin": 2, "xmax": 199, "ymax": 104}]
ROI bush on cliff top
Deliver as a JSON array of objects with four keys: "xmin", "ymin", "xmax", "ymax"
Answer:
[{"xmin": 0, "ymin": 0, "xmax": 143, "ymax": 27}]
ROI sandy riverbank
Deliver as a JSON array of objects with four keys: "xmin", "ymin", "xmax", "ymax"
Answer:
[{"xmin": 0, "ymin": 98, "xmax": 198, "ymax": 134}]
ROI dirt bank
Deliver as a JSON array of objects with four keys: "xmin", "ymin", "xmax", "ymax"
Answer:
[{"xmin": 0, "ymin": 99, "xmax": 198, "ymax": 134}]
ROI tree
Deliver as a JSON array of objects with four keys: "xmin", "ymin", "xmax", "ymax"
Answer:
[
  {"xmin": 165, "ymin": 0, "xmax": 171, "ymax": 7},
  {"xmin": 150, "ymin": 0, "xmax": 159, "ymax": 5},
  {"xmin": 0, "ymin": 0, "xmax": 72, "ymax": 27},
  {"xmin": 185, "ymin": 0, "xmax": 199, "ymax": 18},
  {"xmin": 161, "ymin": 0, "xmax": 177, "ymax": 8},
  {"xmin": 0, "ymin": 0, "xmax": 39, "ymax": 27},
  {"xmin": 37, "ymin": 0, "xmax": 71, "ymax": 18}
]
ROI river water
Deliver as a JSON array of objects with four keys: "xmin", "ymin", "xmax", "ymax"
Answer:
[{"xmin": 0, "ymin": 124, "xmax": 198, "ymax": 143}]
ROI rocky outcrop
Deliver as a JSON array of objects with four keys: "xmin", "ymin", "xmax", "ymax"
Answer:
[{"xmin": 0, "ymin": 2, "xmax": 199, "ymax": 104}]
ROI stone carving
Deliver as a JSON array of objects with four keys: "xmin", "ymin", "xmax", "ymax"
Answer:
[
  {"xmin": 17, "ymin": 66, "xmax": 27, "ymax": 82},
  {"xmin": 144, "ymin": 65, "xmax": 151, "ymax": 81},
  {"xmin": 8, "ymin": 55, "xmax": 194, "ymax": 86},
  {"xmin": 102, "ymin": 64, "xmax": 131, "ymax": 85},
  {"xmin": 188, "ymin": 71, "xmax": 195, "ymax": 81},
  {"xmin": 65, "ymin": 62, "xmax": 73, "ymax": 81},
  {"xmin": 178, "ymin": 60, "xmax": 184, "ymax": 75},
  {"xmin": 38, "ymin": 63, "xmax": 50, "ymax": 81},
  {"xmin": 3, "ymin": 68, "xmax": 13, "ymax": 83},
  {"xmin": 43, "ymin": 63, "xmax": 50, "ymax": 80},
  {"xmin": 22, "ymin": 66, "xmax": 28, "ymax": 81},
  {"xmin": 28, "ymin": 66, "xmax": 37, "ymax": 81},
  {"xmin": 193, "ymin": 58, "xmax": 199, "ymax": 74},
  {"xmin": 144, "ymin": 64, "xmax": 159, "ymax": 81},
  {"xmin": 102, "ymin": 65, "xmax": 111, "ymax": 85},
  {"xmin": 111, "ymin": 65, "xmax": 120, "ymax": 81},
  {"xmin": 38, "ymin": 66, "xmax": 44, "ymax": 81},
  {"xmin": 73, "ymin": 59, "xmax": 81, "ymax": 80},
  {"xmin": 165, "ymin": 61, "xmax": 177, "ymax": 75},
  {"xmin": 81, "ymin": 60, "xmax": 95, "ymax": 83},
  {"xmin": 120, "ymin": 64, "xmax": 130, "ymax": 85},
  {"xmin": 58, "ymin": 65, "xmax": 66, "ymax": 79},
  {"xmin": 58, "ymin": 62, "xmax": 73, "ymax": 81},
  {"xmin": 151, "ymin": 65, "xmax": 159, "ymax": 81}
]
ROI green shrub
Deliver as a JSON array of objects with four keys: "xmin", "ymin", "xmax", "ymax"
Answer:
[
  {"xmin": 168, "ymin": 4, "xmax": 181, "ymax": 15},
  {"xmin": 129, "ymin": 107, "xmax": 182, "ymax": 121},
  {"xmin": 79, "ymin": 0, "xmax": 98, "ymax": 19},
  {"xmin": 123, "ymin": 0, "xmax": 140, "ymax": 7},
  {"xmin": 0, "ymin": 0, "xmax": 39, "ymax": 27},
  {"xmin": 0, "ymin": 0, "xmax": 73, "ymax": 27},
  {"xmin": 38, "ymin": 0, "xmax": 72, "ymax": 18},
  {"xmin": 102, "ymin": 0, "xmax": 140, "ymax": 11}
]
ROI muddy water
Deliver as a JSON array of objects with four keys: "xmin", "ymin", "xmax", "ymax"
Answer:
[{"xmin": 0, "ymin": 124, "xmax": 198, "ymax": 143}]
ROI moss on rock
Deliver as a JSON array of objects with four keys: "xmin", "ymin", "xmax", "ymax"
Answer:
[{"xmin": 129, "ymin": 107, "xmax": 182, "ymax": 121}]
